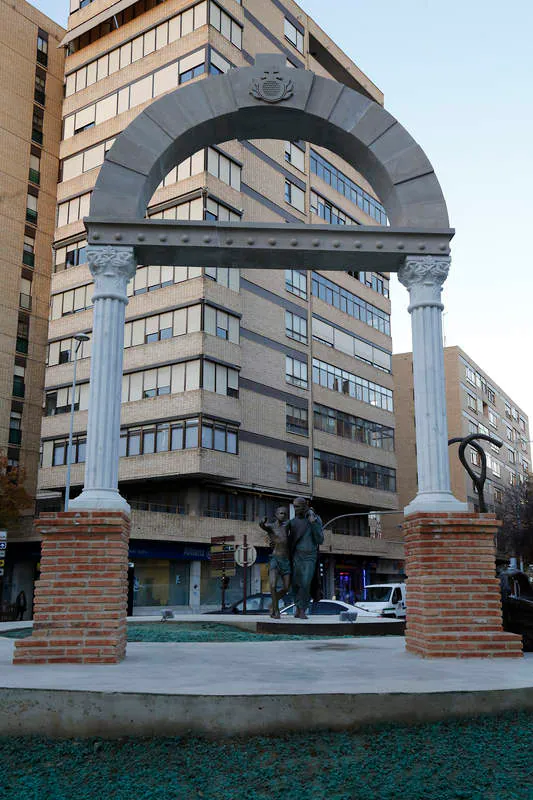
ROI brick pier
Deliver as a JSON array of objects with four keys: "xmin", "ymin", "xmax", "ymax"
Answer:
[
  {"xmin": 13, "ymin": 511, "xmax": 130, "ymax": 665},
  {"xmin": 403, "ymin": 512, "xmax": 522, "ymax": 658}
]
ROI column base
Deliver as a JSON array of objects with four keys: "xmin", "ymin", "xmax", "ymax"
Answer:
[
  {"xmin": 404, "ymin": 491, "xmax": 468, "ymax": 516},
  {"xmin": 403, "ymin": 513, "xmax": 523, "ymax": 658},
  {"xmin": 13, "ymin": 511, "xmax": 130, "ymax": 665},
  {"xmin": 69, "ymin": 488, "xmax": 131, "ymax": 514}
]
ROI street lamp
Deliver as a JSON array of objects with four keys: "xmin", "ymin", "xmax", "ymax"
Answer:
[{"xmin": 64, "ymin": 333, "xmax": 90, "ymax": 511}]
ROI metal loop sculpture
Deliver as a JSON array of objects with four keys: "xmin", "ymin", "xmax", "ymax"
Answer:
[{"xmin": 448, "ymin": 434, "xmax": 503, "ymax": 513}]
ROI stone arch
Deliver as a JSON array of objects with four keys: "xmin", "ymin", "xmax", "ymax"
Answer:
[{"xmin": 90, "ymin": 55, "xmax": 448, "ymax": 229}]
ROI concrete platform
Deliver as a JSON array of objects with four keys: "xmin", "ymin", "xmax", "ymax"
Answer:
[{"xmin": 1, "ymin": 619, "xmax": 532, "ymax": 738}]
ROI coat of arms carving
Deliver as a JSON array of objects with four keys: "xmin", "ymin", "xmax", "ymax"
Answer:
[{"xmin": 250, "ymin": 68, "xmax": 294, "ymax": 103}]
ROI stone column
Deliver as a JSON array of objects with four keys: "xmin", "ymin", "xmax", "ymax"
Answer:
[
  {"xmin": 69, "ymin": 245, "xmax": 137, "ymax": 513},
  {"xmin": 398, "ymin": 256, "xmax": 466, "ymax": 515}
]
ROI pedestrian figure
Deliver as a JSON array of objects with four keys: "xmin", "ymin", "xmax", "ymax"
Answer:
[{"xmin": 15, "ymin": 590, "xmax": 27, "ymax": 621}]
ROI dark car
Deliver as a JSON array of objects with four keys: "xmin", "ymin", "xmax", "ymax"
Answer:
[
  {"xmin": 206, "ymin": 593, "xmax": 289, "ymax": 615},
  {"xmin": 500, "ymin": 569, "xmax": 533, "ymax": 651}
]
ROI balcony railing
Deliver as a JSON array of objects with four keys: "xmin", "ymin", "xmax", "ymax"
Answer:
[
  {"xmin": 129, "ymin": 501, "xmax": 187, "ymax": 515},
  {"xmin": 201, "ymin": 508, "xmax": 246, "ymax": 521}
]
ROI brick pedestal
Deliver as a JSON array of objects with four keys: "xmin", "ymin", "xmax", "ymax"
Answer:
[
  {"xmin": 403, "ymin": 513, "xmax": 522, "ymax": 658},
  {"xmin": 14, "ymin": 511, "xmax": 130, "ymax": 665}
]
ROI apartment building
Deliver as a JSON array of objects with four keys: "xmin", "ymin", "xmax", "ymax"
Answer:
[
  {"xmin": 28, "ymin": 0, "xmax": 402, "ymax": 610},
  {"xmin": 393, "ymin": 346, "xmax": 531, "ymax": 516},
  {"xmin": 0, "ymin": 0, "xmax": 64, "ymax": 596}
]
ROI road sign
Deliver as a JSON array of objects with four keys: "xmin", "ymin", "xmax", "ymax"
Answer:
[
  {"xmin": 235, "ymin": 544, "xmax": 257, "ymax": 567},
  {"xmin": 210, "ymin": 536, "xmax": 236, "ymax": 577}
]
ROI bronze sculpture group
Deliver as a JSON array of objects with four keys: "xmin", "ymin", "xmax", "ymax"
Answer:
[{"xmin": 260, "ymin": 497, "xmax": 324, "ymax": 619}]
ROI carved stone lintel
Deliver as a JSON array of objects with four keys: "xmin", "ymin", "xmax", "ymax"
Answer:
[{"xmin": 398, "ymin": 255, "xmax": 450, "ymax": 291}]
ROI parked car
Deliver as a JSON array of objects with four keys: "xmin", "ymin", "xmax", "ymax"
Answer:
[
  {"xmin": 499, "ymin": 569, "xmax": 533, "ymax": 651},
  {"xmin": 280, "ymin": 599, "xmax": 375, "ymax": 617},
  {"xmin": 207, "ymin": 593, "xmax": 289, "ymax": 615},
  {"xmin": 354, "ymin": 583, "xmax": 406, "ymax": 618}
]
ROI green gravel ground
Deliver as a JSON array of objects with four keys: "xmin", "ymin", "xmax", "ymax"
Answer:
[
  {"xmin": 1, "ymin": 713, "xmax": 532, "ymax": 800},
  {"xmin": 0, "ymin": 623, "xmax": 349, "ymax": 643}
]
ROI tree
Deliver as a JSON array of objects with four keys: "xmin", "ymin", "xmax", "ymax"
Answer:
[
  {"xmin": 496, "ymin": 477, "xmax": 533, "ymax": 567},
  {"xmin": 0, "ymin": 453, "xmax": 33, "ymax": 531}
]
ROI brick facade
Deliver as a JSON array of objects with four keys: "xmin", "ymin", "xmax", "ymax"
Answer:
[
  {"xmin": 13, "ymin": 511, "xmax": 130, "ymax": 665},
  {"xmin": 403, "ymin": 513, "xmax": 522, "ymax": 658}
]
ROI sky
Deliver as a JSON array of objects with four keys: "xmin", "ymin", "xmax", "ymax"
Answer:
[{"xmin": 40, "ymin": 0, "xmax": 533, "ymax": 424}]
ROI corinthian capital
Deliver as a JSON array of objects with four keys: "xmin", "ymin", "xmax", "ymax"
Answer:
[
  {"xmin": 87, "ymin": 245, "xmax": 137, "ymax": 281},
  {"xmin": 398, "ymin": 255, "xmax": 451, "ymax": 291}
]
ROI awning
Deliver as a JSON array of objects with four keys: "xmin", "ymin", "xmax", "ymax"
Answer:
[{"xmin": 59, "ymin": 0, "xmax": 138, "ymax": 48}]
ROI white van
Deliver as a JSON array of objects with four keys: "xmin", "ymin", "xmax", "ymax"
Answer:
[{"xmin": 355, "ymin": 583, "xmax": 406, "ymax": 619}]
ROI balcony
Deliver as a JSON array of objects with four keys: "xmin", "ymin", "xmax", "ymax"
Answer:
[{"xmin": 129, "ymin": 500, "xmax": 187, "ymax": 515}]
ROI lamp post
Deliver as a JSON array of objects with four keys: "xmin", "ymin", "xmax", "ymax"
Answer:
[{"xmin": 64, "ymin": 333, "xmax": 90, "ymax": 511}]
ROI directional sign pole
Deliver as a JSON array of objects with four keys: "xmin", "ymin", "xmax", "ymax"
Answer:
[{"xmin": 242, "ymin": 534, "xmax": 248, "ymax": 615}]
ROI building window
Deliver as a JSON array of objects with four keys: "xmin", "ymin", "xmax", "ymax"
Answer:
[
  {"xmin": 201, "ymin": 418, "xmax": 238, "ymax": 453},
  {"xmin": 202, "ymin": 197, "xmax": 241, "ymax": 222},
  {"xmin": 127, "ymin": 265, "xmax": 201, "ymax": 295},
  {"xmin": 179, "ymin": 62, "xmax": 205, "ymax": 83},
  {"xmin": 494, "ymin": 487, "xmax": 503, "ymax": 504},
  {"xmin": 313, "ymin": 403, "xmax": 395, "ymax": 451},
  {"xmin": 312, "ymin": 358, "xmax": 394, "ymax": 412},
  {"xmin": 34, "ymin": 68, "xmax": 46, "ymax": 105},
  {"xmin": 488, "ymin": 409, "xmax": 498, "ymax": 428},
  {"xmin": 26, "ymin": 194, "xmax": 38, "ymax": 224},
  {"xmin": 61, "ymin": 139, "xmax": 115, "ymax": 182},
  {"xmin": 31, "ymin": 106, "xmax": 44, "ymax": 145},
  {"xmin": 284, "ymin": 179, "xmax": 306, "ymax": 213},
  {"xmin": 314, "ymin": 450, "xmax": 396, "ymax": 492},
  {"xmin": 12, "ymin": 366, "xmax": 25, "ymax": 398},
  {"xmin": 286, "ymin": 404, "xmax": 308, "ymax": 436},
  {"xmin": 519, "ymin": 416, "xmax": 526, "ymax": 432},
  {"xmin": 312, "ymin": 317, "xmax": 391, "ymax": 372},
  {"xmin": 285, "ymin": 269, "xmax": 307, "ymax": 299},
  {"xmin": 53, "ymin": 240, "xmax": 87, "ymax": 272},
  {"xmin": 19, "ymin": 277, "xmax": 32, "ymax": 311},
  {"xmin": 470, "ymin": 449, "xmax": 481, "ymax": 467},
  {"xmin": 284, "ymin": 18, "xmax": 304, "ymax": 53},
  {"xmin": 209, "ymin": 3, "xmax": 242, "ymax": 48},
  {"xmin": 286, "ymin": 356, "xmax": 308, "ymax": 389},
  {"xmin": 310, "ymin": 150, "xmax": 387, "ymax": 224},
  {"xmin": 285, "ymin": 141, "xmax": 305, "ymax": 172},
  {"xmin": 28, "ymin": 153, "xmax": 41, "ymax": 186},
  {"xmin": 23, "ymin": 236, "xmax": 35, "ymax": 267},
  {"xmin": 508, "ymin": 448, "xmax": 516, "ymax": 464},
  {"xmin": 57, "ymin": 193, "xmax": 91, "ymax": 227},
  {"xmin": 207, "ymin": 148, "xmax": 241, "ymax": 190},
  {"xmin": 285, "ymin": 311, "xmax": 307, "ymax": 343},
  {"xmin": 286, "ymin": 453, "xmax": 307, "ymax": 483},
  {"xmin": 204, "ymin": 266, "xmax": 239, "ymax": 291},
  {"xmin": 47, "ymin": 335, "xmax": 91, "ymax": 366},
  {"xmin": 16, "ymin": 315, "xmax": 29, "ymax": 355},
  {"xmin": 310, "ymin": 191, "xmax": 358, "ymax": 226},
  {"xmin": 45, "ymin": 384, "xmax": 88, "ymax": 416},
  {"xmin": 8, "ymin": 412, "xmax": 22, "ymax": 446},
  {"xmin": 66, "ymin": 2, "xmax": 208, "ymax": 96},
  {"xmin": 203, "ymin": 491, "xmax": 246, "ymax": 520},
  {"xmin": 36, "ymin": 31, "xmax": 48, "ymax": 66},
  {"xmin": 204, "ymin": 306, "xmax": 239, "ymax": 342},
  {"xmin": 203, "ymin": 361, "xmax": 239, "ymax": 398},
  {"xmin": 312, "ymin": 272, "xmax": 390, "ymax": 336},
  {"xmin": 505, "ymin": 403, "xmax": 512, "ymax": 419},
  {"xmin": 50, "ymin": 285, "xmax": 93, "ymax": 319},
  {"xmin": 350, "ymin": 271, "xmax": 390, "ymax": 298}
]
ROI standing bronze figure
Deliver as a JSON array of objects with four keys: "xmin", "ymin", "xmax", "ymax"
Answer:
[
  {"xmin": 259, "ymin": 506, "xmax": 291, "ymax": 618},
  {"xmin": 287, "ymin": 497, "xmax": 324, "ymax": 619}
]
